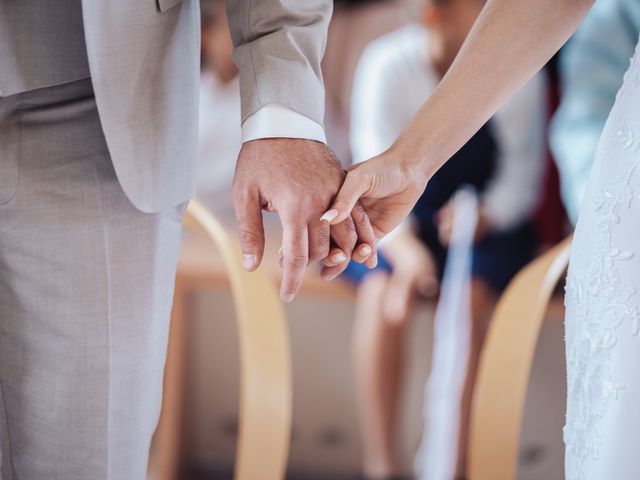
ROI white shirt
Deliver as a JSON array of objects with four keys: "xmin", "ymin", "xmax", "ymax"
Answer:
[{"xmin": 351, "ymin": 24, "xmax": 548, "ymax": 231}]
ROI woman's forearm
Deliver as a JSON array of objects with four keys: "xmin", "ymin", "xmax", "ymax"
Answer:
[{"xmin": 394, "ymin": 0, "xmax": 595, "ymax": 178}]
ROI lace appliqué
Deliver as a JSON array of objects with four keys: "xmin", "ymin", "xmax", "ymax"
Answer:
[{"xmin": 564, "ymin": 64, "xmax": 640, "ymax": 479}]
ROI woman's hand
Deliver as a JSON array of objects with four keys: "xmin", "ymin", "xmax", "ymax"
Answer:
[
  {"xmin": 317, "ymin": 147, "xmax": 429, "ymax": 280},
  {"xmin": 318, "ymin": 0, "xmax": 593, "ymax": 283},
  {"xmin": 318, "ymin": 0, "xmax": 593, "ymax": 243},
  {"xmin": 320, "ymin": 147, "xmax": 429, "ymax": 242}
]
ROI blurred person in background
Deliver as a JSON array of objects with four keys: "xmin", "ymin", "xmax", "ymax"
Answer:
[
  {"xmin": 550, "ymin": 0, "xmax": 640, "ymax": 224},
  {"xmin": 320, "ymin": 0, "xmax": 640, "ymax": 474},
  {"xmin": 197, "ymin": 0, "xmax": 240, "ymax": 220},
  {"xmin": 340, "ymin": 0, "xmax": 548, "ymax": 478},
  {"xmin": 323, "ymin": 0, "xmax": 409, "ymax": 162}
]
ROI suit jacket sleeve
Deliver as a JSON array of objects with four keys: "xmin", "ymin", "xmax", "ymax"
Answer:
[{"xmin": 227, "ymin": 0, "xmax": 332, "ymax": 126}]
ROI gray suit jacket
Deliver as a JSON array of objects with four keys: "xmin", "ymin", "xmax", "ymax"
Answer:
[{"xmin": 81, "ymin": 0, "xmax": 331, "ymax": 212}]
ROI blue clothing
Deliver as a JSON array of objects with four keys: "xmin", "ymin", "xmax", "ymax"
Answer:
[
  {"xmin": 550, "ymin": 0, "xmax": 640, "ymax": 224},
  {"xmin": 343, "ymin": 224, "xmax": 535, "ymax": 292}
]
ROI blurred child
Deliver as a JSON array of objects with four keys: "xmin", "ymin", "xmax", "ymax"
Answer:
[
  {"xmin": 197, "ymin": 0, "xmax": 240, "ymax": 220},
  {"xmin": 345, "ymin": 0, "xmax": 547, "ymax": 478}
]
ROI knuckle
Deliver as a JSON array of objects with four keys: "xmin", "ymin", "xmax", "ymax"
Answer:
[
  {"xmin": 237, "ymin": 228, "xmax": 261, "ymax": 248},
  {"xmin": 333, "ymin": 225, "xmax": 357, "ymax": 251},
  {"xmin": 352, "ymin": 206, "xmax": 369, "ymax": 226},
  {"xmin": 311, "ymin": 243, "xmax": 330, "ymax": 261},
  {"xmin": 231, "ymin": 187, "xmax": 242, "ymax": 204},
  {"xmin": 346, "ymin": 230, "xmax": 358, "ymax": 247},
  {"xmin": 340, "ymin": 220, "xmax": 358, "ymax": 243},
  {"xmin": 232, "ymin": 183, "xmax": 252, "ymax": 205},
  {"xmin": 300, "ymin": 195, "xmax": 325, "ymax": 215},
  {"xmin": 285, "ymin": 253, "xmax": 308, "ymax": 269},
  {"xmin": 280, "ymin": 190, "xmax": 299, "ymax": 207},
  {"xmin": 315, "ymin": 226, "xmax": 331, "ymax": 247},
  {"xmin": 231, "ymin": 177, "xmax": 245, "ymax": 196},
  {"xmin": 343, "ymin": 216, "xmax": 356, "ymax": 231},
  {"xmin": 283, "ymin": 204, "xmax": 307, "ymax": 223}
]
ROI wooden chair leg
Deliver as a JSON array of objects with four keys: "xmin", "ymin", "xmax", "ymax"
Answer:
[
  {"xmin": 151, "ymin": 199, "xmax": 292, "ymax": 480},
  {"xmin": 150, "ymin": 281, "xmax": 189, "ymax": 480},
  {"xmin": 468, "ymin": 237, "xmax": 571, "ymax": 480}
]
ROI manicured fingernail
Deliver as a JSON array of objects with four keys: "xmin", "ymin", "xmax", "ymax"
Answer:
[
  {"xmin": 282, "ymin": 293, "xmax": 295, "ymax": 303},
  {"xmin": 331, "ymin": 252, "xmax": 347, "ymax": 263},
  {"xmin": 322, "ymin": 270, "xmax": 339, "ymax": 281},
  {"xmin": 320, "ymin": 209, "xmax": 339, "ymax": 223},
  {"xmin": 359, "ymin": 245, "xmax": 372, "ymax": 257},
  {"xmin": 243, "ymin": 254, "xmax": 256, "ymax": 271}
]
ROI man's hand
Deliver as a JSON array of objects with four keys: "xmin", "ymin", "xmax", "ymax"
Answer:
[{"xmin": 232, "ymin": 138, "xmax": 376, "ymax": 302}]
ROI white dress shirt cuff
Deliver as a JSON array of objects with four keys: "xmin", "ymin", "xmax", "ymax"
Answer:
[{"xmin": 241, "ymin": 103, "xmax": 326, "ymax": 144}]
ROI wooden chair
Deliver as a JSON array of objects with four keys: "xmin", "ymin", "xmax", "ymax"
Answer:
[
  {"xmin": 468, "ymin": 236, "xmax": 572, "ymax": 480},
  {"xmin": 151, "ymin": 199, "xmax": 292, "ymax": 480}
]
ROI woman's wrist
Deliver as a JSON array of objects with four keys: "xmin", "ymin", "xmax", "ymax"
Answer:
[
  {"xmin": 391, "ymin": 93, "xmax": 454, "ymax": 186},
  {"xmin": 390, "ymin": 132, "xmax": 443, "ymax": 189}
]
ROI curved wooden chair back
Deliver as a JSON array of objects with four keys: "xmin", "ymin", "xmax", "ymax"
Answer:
[
  {"xmin": 158, "ymin": 199, "xmax": 292, "ymax": 480},
  {"xmin": 468, "ymin": 236, "xmax": 572, "ymax": 480}
]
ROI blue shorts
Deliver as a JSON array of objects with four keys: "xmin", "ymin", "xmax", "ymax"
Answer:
[{"xmin": 342, "ymin": 222, "xmax": 536, "ymax": 293}]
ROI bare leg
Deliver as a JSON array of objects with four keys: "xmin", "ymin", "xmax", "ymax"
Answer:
[
  {"xmin": 454, "ymin": 278, "xmax": 498, "ymax": 478},
  {"xmin": 353, "ymin": 272, "xmax": 408, "ymax": 479}
]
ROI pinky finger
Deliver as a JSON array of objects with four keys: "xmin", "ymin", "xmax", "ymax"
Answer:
[
  {"xmin": 321, "ymin": 261, "xmax": 349, "ymax": 282},
  {"xmin": 322, "ymin": 247, "xmax": 349, "ymax": 268},
  {"xmin": 351, "ymin": 202, "xmax": 378, "ymax": 269}
]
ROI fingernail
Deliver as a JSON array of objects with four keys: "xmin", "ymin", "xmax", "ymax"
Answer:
[
  {"xmin": 320, "ymin": 209, "xmax": 339, "ymax": 223},
  {"xmin": 282, "ymin": 293, "xmax": 295, "ymax": 303},
  {"xmin": 322, "ymin": 270, "xmax": 340, "ymax": 282},
  {"xmin": 359, "ymin": 245, "xmax": 372, "ymax": 257},
  {"xmin": 328, "ymin": 271, "xmax": 342, "ymax": 281},
  {"xmin": 243, "ymin": 254, "xmax": 256, "ymax": 271},
  {"xmin": 331, "ymin": 252, "xmax": 347, "ymax": 263}
]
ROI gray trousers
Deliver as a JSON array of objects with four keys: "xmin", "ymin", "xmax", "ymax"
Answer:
[{"xmin": 0, "ymin": 78, "xmax": 185, "ymax": 479}]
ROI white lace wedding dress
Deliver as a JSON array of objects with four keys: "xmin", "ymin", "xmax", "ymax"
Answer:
[{"xmin": 564, "ymin": 38, "xmax": 640, "ymax": 480}]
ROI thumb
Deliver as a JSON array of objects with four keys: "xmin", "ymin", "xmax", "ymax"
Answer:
[
  {"xmin": 233, "ymin": 188, "xmax": 265, "ymax": 272},
  {"xmin": 321, "ymin": 170, "xmax": 369, "ymax": 226}
]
